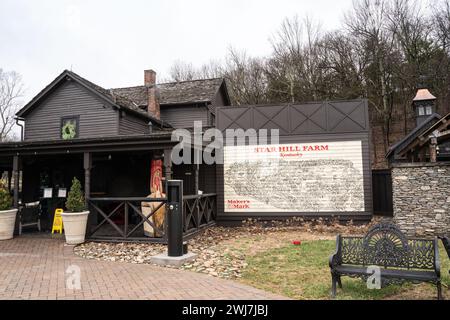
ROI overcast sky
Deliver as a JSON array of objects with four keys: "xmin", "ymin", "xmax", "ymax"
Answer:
[{"xmin": 0, "ymin": 0, "xmax": 355, "ymax": 104}]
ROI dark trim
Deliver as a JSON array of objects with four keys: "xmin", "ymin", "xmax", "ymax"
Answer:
[
  {"xmin": 216, "ymin": 98, "xmax": 369, "ymax": 110},
  {"xmin": 0, "ymin": 133, "xmax": 178, "ymax": 156},
  {"xmin": 160, "ymin": 101, "xmax": 210, "ymax": 107},
  {"xmin": 220, "ymin": 80, "xmax": 232, "ymax": 106}
]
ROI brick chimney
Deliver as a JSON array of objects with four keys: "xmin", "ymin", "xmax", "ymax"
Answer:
[{"xmin": 144, "ymin": 69, "xmax": 160, "ymax": 119}]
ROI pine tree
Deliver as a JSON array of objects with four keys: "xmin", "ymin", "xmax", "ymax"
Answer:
[
  {"xmin": 0, "ymin": 179, "xmax": 12, "ymax": 211},
  {"xmin": 65, "ymin": 177, "xmax": 85, "ymax": 212}
]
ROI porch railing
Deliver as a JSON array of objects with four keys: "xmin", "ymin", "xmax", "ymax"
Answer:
[
  {"xmin": 183, "ymin": 193, "xmax": 217, "ymax": 237},
  {"xmin": 87, "ymin": 197, "xmax": 168, "ymax": 242},
  {"xmin": 86, "ymin": 193, "xmax": 217, "ymax": 242}
]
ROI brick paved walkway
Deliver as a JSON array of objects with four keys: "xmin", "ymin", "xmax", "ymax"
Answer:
[{"xmin": 0, "ymin": 235, "xmax": 285, "ymax": 300}]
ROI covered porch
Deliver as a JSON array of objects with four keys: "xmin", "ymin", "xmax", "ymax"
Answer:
[{"xmin": 0, "ymin": 133, "xmax": 217, "ymax": 242}]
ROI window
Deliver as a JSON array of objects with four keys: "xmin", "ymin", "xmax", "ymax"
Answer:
[
  {"xmin": 61, "ymin": 116, "xmax": 79, "ymax": 140},
  {"xmin": 425, "ymin": 106, "xmax": 433, "ymax": 115},
  {"xmin": 418, "ymin": 106, "xmax": 425, "ymax": 116}
]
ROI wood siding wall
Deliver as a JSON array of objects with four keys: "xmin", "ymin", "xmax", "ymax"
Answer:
[
  {"xmin": 24, "ymin": 81, "xmax": 119, "ymax": 140},
  {"xmin": 160, "ymin": 105, "xmax": 209, "ymax": 129},
  {"xmin": 213, "ymin": 86, "xmax": 227, "ymax": 108},
  {"xmin": 119, "ymin": 113, "xmax": 150, "ymax": 135}
]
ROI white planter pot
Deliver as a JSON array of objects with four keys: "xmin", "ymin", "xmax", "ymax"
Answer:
[
  {"xmin": 61, "ymin": 211, "xmax": 89, "ymax": 245},
  {"xmin": 0, "ymin": 209, "xmax": 18, "ymax": 240}
]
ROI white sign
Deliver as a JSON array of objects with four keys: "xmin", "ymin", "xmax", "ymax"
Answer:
[
  {"xmin": 223, "ymin": 141, "xmax": 364, "ymax": 213},
  {"xmin": 43, "ymin": 188, "xmax": 53, "ymax": 198},
  {"xmin": 58, "ymin": 188, "xmax": 67, "ymax": 198}
]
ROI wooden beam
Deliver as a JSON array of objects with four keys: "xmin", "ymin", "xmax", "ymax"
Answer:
[
  {"xmin": 83, "ymin": 152, "xmax": 91, "ymax": 205},
  {"xmin": 163, "ymin": 148, "xmax": 172, "ymax": 181},
  {"xmin": 430, "ymin": 137, "xmax": 437, "ymax": 163},
  {"xmin": 7, "ymin": 170, "xmax": 12, "ymax": 192},
  {"xmin": 12, "ymin": 156, "xmax": 19, "ymax": 208},
  {"xmin": 194, "ymin": 163, "xmax": 199, "ymax": 195},
  {"xmin": 418, "ymin": 147, "xmax": 426, "ymax": 162}
]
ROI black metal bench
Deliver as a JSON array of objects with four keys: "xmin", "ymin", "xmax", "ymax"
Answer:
[
  {"xmin": 329, "ymin": 221, "xmax": 442, "ymax": 300},
  {"xmin": 440, "ymin": 236, "xmax": 450, "ymax": 274}
]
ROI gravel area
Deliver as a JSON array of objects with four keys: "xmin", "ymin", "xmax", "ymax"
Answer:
[{"xmin": 74, "ymin": 217, "xmax": 384, "ymax": 279}]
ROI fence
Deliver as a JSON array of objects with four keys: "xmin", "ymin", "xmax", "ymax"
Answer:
[{"xmin": 87, "ymin": 193, "xmax": 217, "ymax": 242}]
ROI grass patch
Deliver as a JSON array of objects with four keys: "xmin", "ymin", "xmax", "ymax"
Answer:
[{"xmin": 241, "ymin": 240, "xmax": 449, "ymax": 300}]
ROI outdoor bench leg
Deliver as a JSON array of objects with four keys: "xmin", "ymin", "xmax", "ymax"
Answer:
[
  {"xmin": 337, "ymin": 276, "xmax": 342, "ymax": 289},
  {"xmin": 437, "ymin": 281, "xmax": 442, "ymax": 300},
  {"xmin": 331, "ymin": 274, "xmax": 337, "ymax": 298}
]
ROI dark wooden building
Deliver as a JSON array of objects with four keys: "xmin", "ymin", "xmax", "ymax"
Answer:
[
  {"xmin": 0, "ymin": 69, "xmax": 229, "ymax": 240},
  {"xmin": 0, "ymin": 68, "xmax": 374, "ymax": 241}
]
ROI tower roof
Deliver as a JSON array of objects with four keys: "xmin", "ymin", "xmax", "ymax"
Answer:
[{"xmin": 413, "ymin": 88, "xmax": 437, "ymax": 102}]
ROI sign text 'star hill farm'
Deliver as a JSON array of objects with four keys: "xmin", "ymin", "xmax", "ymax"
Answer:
[{"xmin": 254, "ymin": 144, "xmax": 329, "ymax": 153}]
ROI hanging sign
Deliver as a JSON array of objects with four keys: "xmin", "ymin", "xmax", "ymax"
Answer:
[{"xmin": 51, "ymin": 208, "xmax": 64, "ymax": 234}]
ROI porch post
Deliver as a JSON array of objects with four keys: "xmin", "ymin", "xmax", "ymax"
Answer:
[
  {"xmin": 429, "ymin": 137, "xmax": 437, "ymax": 163},
  {"xmin": 12, "ymin": 155, "xmax": 20, "ymax": 208},
  {"xmin": 83, "ymin": 152, "xmax": 91, "ymax": 205},
  {"xmin": 194, "ymin": 163, "xmax": 199, "ymax": 195},
  {"xmin": 7, "ymin": 170, "xmax": 12, "ymax": 192},
  {"xmin": 163, "ymin": 148, "xmax": 172, "ymax": 181}
]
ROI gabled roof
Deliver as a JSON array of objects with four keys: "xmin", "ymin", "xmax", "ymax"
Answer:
[
  {"xmin": 110, "ymin": 78, "xmax": 230, "ymax": 107},
  {"xmin": 386, "ymin": 113, "xmax": 442, "ymax": 159},
  {"xmin": 16, "ymin": 70, "xmax": 171, "ymax": 128}
]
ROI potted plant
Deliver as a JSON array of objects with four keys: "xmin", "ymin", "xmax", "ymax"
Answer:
[
  {"xmin": 0, "ymin": 179, "xmax": 17, "ymax": 240},
  {"xmin": 61, "ymin": 177, "xmax": 89, "ymax": 245}
]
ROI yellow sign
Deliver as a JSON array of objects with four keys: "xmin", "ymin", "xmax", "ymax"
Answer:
[{"xmin": 52, "ymin": 208, "xmax": 64, "ymax": 234}]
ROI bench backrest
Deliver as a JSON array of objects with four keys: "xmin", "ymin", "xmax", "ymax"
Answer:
[
  {"xmin": 441, "ymin": 237, "xmax": 450, "ymax": 259},
  {"xmin": 339, "ymin": 222, "xmax": 436, "ymax": 270}
]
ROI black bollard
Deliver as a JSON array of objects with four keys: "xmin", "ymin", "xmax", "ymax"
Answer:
[{"xmin": 167, "ymin": 180, "xmax": 183, "ymax": 257}]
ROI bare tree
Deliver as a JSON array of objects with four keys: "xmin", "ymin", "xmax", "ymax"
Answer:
[
  {"xmin": 167, "ymin": 60, "xmax": 223, "ymax": 82},
  {"xmin": 168, "ymin": 61, "xmax": 198, "ymax": 82},
  {"xmin": 319, "ymin": 31, "xmax": 368, "ymax": 99},
  {"xmin": 0, "ymin": 69, "xmax": 23, "ymax": 141},
  {"xmin": 432, "ymin": 0, "xmax": 450, "ymax": 54},
  {"xmin": 223, "ymin": 48, "xmax": 269, "ymax": 105},
  {"xmin": 267, "ymin": 15, "xmax": 324, "ymax": 102},
  {"xmin": 345, "ymin": 0, "xmax": 398, "ymax": 152}
]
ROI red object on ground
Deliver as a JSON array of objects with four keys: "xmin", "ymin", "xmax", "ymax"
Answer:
[{"xmin": 292, "ymin": 240, "xmax": 301, "ymax": 245}]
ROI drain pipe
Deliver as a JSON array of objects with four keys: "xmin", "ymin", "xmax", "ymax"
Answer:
[{"xmin": 14, "ymin": 116, "xmax": 24, "ymax": 141}]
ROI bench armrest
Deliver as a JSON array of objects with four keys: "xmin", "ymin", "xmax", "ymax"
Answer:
[
  {"xmin": 329, "ymin": 234, "xmax": 342, "ymax": 269},
  {"xmin": 434, "ymin": 237, "xmax": 441, "ymax": 278}
]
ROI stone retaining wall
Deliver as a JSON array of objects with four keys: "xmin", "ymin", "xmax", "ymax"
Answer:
[{"xmin": 392, "ymin": 162, "xmax": 450, "ymax": 237}]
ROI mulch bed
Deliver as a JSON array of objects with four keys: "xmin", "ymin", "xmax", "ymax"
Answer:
[{"xmin": 74, "ymin": 217, "xmax": 385, "ymax": 279}]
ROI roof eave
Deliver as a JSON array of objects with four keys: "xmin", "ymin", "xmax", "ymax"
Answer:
[{"xmin": 160, "ymin": 100, "xmax": 211, "ymax": 107}]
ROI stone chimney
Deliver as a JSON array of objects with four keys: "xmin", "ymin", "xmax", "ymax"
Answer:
[{"xmin": 144, "ymin": 69, "xmax": 160, "ymax": 119}]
